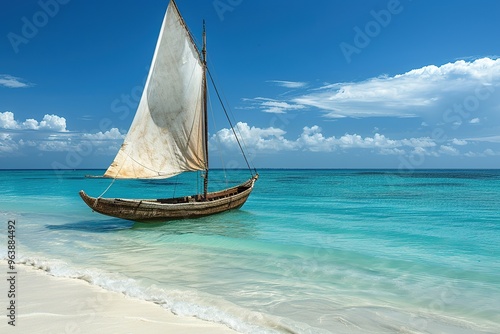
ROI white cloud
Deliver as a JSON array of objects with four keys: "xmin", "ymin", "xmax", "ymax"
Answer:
[
  {"xmin": 298, "ymin": 126, "xmax": 337, "ymax": 152},
  {"xmin": 380, "ymin": 148, "xmax": 406, "ymax": 155},
  {"xmin": 212, "ymin": 122, "xmax": 455, "ymax": 157},
  {"xmin": 439, "ymin": 145, "xmax": 460, "ymax": 156},
  {"xmin": 465, "ymin": 149, "xmax": 500, "ymax": 157},
  {"xmin": 267, "ymin": 80, "xmax": 308, "ymax": 89},
  {"xmin": 18, "ymin": 139, "xmax": 37, "ymax": 147},
  {"xmin": 464, "ymin": 135, "xmax": 500, "ymax": 143},
  {"xmin": 0, "ymin": 112, "xmax": 20, "ymax": 129},
  {"xmin": 35, "ymin": 128, "xmax": 124, "ymax": 153},
  {"xmin": 298, "ymin": 127, "xmax": 408, "ymax": 152},
  {"xmin": 0, "ymin": 75, "xmax": 33, "ymax": 88},
  {"xmin": 242, "ymin": 97, "xmax": 306, "ymax": 114},
  {"xmin": 0, "ymin": 111, "xmax": 67, "ymax": 132},
  {"xmin": 38, "ymin": 139, "xmax": 73, "ymax": 152},
  {"xmin": 452, "ymin": 138, "xmax": 468, "ymax": 145},
  {"xmin": 261, "ymin": 101, "xmax": 305, "ymax": 114},
  {"xmin": 22, "ymin": 119, "xmax": 39, "ymax": 130},
  {"xmin": 484, "ymin": 148, "xmax": 496, "ymax": 156},
  {"xmin": 39, "ymin": 114, "xmax": 67, "ymax": 132},
  {"xmin": 82, "ymin": 128, "xmax": 124, "ymax": 141},
  {"xmin": 212, "ymin": 122, "xmax": 296, "ymax": 151},
  {"xmin": 290, "ymin": 57, "xmax": 500, "ymax": 119},
  {"xmin": 240, "ymin": 59, "xmax": 500, "ymax": 146},
  {"xmin": 411, "ymin": 146, "xmax": 432, "ymax": 156},
  {"xmin": 0, "ymin": 110, "xmax": 124, "ymax": 156},
  {"xmin": 0, "ymin": 133, "xmax": 18, "ymax": 154},
  {"xmin": 399, "ymin": 137, "xmax": 436, "ymax": 148},
  {"xmin": 81, "ymin": 128, "xmax": 125, "ymax": 154}
]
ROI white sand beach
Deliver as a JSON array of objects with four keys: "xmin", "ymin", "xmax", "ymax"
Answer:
[{"xmin": 0, "ymin": 262, "xmax": 237, "ymax": 333}]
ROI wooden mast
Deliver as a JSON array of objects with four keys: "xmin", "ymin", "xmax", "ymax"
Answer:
[{"xmin": 202, "ymin": 20, "xmax": 209, "ymax": 200}]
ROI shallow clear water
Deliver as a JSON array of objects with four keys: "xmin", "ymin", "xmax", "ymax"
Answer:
[{"xmin": 1, "ymin": 169, "xmax": 499, "ymax": 333}]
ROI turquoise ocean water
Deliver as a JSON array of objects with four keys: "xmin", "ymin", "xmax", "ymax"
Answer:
[{"xmin": 1, "ymin": 169, "xmax": 499, "ymax": 333}]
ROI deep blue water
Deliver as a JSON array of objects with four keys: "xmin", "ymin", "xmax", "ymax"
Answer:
[{"xmin": 1, "ymin": 169, "xmax": 499, "ymax": 333}]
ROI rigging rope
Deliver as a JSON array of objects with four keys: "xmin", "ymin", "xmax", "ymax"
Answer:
[
  {"xmin": 207, "ymin": 88, "xmax": 229, "ymax": 185},
  {"xmin": 207, "ymin": 68, "xmax": 256, "ymax": 176},
  {"xmin": 97, "ymin": 177, "xmax": 116, "ymax": 201}
]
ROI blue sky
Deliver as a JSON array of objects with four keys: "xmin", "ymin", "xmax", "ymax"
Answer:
[{"xmin": 1, "ymin": 0, "xmax": 500, "ymax": 169}]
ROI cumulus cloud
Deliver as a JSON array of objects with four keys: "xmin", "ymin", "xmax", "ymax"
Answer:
[
  {"xmin": 82, "ymin": 128, "xmax": 124, "ymax": 141},
  {"xmin": 0, "ymin": 110, "xmax": 124, "ymax": 156},
  {"xmin": 80, "ymin": 128, "xmax": 125, "ymax": 154},
  {"xmin": 0, "ymin": 112, "xmax": 19, "ymax": 129},
  {"xmin": 39, "ymin": 114, "xmax": 67, "ymax": 132},
  {"xmin": 0, "ymin": 75, "xmax": 33, "ymax": 88},
  {"xmin": 213, "ymin": 122, "xmax": 296, "ymax": 151},
  {"xmin": 22, "ymin": 119, "xmax": 39, "ymax": 130},
  {"xmin": 439, "ymin": 145, "xmax": 460, "ymax": 156},
  {"xmin": 452, "ymin": 138, "xmax": 468, "ymax": 146},
  {"xmin": 232, "ymin": 58, "xmax": 500, "ymax": 165},
  {"xmin": 0, "ymin": 111, "xmax": 67, "ymax": 132},
  {"xmin": 212, "ymin": 122, "xmax": 457, "ymax": 157}
]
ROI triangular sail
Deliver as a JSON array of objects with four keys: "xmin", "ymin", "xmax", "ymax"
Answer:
[{"xmin": 104, "ymin": 1, "xmax": 206, "ymax": 179}]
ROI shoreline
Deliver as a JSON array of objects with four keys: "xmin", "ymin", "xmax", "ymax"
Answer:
[{"xmin": 0, "ymin": 262, "xmax": 238, "ymax": 333}]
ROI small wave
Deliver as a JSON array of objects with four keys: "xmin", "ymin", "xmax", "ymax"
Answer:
[{"xmin": 12, "ymin": 255, "xmax": 313, "ymax": 334}]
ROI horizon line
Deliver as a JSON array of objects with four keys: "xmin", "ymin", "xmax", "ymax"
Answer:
[{"xmin": 1, "ymin": 168, "xmax": 500, "ymax": 171}]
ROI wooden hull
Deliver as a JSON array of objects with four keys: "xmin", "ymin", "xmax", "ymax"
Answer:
[{"xmin": 80, "ymin": 175, "xmax": 258, "ymax": 222}]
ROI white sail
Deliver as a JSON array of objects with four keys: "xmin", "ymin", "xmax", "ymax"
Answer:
[{"xmin": 104, "ymin": 1, "xmax": 206, "ymax": 179}]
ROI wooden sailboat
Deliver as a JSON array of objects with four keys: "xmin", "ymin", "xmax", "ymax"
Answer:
[{"xmin": 80, "ymin": 0, "xmax": 258, "ymax": 222}]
